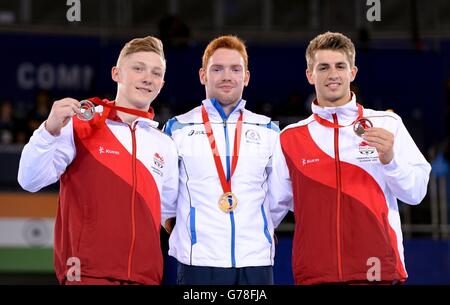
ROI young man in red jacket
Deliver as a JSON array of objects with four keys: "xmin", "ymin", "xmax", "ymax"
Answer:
[
  {"xmin": 270, "ymin": 31, "xmax": 431, "ymax": 284},
  {"xmin": 18, "ymin": 36, "xmax": 179, "ymax": 284}
]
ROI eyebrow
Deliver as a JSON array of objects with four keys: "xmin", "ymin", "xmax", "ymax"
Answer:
[
  {"xmin": 210, "ymin": 64, "xmax": 243, "ymax": 68},
  {"xmin": 317, "ymin": 62, "xmax": 347, "ymax": 67},
  {"xmin": 133, "ymin": 61, "xmax": 163, "ymax": 70}
]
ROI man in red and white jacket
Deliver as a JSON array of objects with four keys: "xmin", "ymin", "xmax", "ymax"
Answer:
[
  {"xmin": 17, "ymin": 36, "xmax": 179, "ymax": 285},
  {"xmin": 270, "ymin": 32, "xmax": 431, "ymax": 284}
]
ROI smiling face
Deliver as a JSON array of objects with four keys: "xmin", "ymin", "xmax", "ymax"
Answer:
[
  {"xmin": 199, "ymin": 48, "xmax": 250, "ymax": 108},
  {"xmin": 306, "ymin": 49, "xmax": 357, "ymax": 107},
  {"xmin": 112, "ymin": 51, "xmax": 165, "ymax": 110}
]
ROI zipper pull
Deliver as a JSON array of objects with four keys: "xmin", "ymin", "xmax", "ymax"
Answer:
[{"xmin": 223, "ymin": 120, "xmax": 227, "ymax": 127}]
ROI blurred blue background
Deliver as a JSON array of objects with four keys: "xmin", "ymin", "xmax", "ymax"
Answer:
[{"xmin": 1, "ymin": 0, "xmax": 450, "ymax": 284}]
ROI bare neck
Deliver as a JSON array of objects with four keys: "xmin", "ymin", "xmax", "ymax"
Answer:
[
  {"xmin": 116, "ymin": 111, "xmax": 139, "ymax": 125},
  {"xmin": 114, "ymin": 96, "xmax": 148, "ymax": 125},
  {"xmin": 316, "ymin": 92, "xmax": 352, "ymax": 108}
]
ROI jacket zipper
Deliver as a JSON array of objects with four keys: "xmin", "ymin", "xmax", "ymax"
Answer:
[
  {"xmin": 127, "ymin": 124, "xmax": 137, "ymax": 279},
  {"xmin": 332, "ymin": 114, "xmax": 343, "ymax": 281},
  {"xmin": 223, "ymin": 119, "xmax": 236, "ymax": 268}
]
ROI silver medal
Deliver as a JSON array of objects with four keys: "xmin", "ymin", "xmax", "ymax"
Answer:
[{"xmin": 77, "ymin": 100, "xmax": 96, "ymax": 121}]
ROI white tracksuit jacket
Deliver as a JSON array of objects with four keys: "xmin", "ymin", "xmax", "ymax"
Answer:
[{"xmin": 163, "ymin": 98, "xmax": 289, "ymax": 268}]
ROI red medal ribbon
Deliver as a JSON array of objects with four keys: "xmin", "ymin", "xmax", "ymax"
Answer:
[
  {"xmin": 201, "ymin": 104, "xmax": 243, "ymax": 194},
  {"xmin": 313, "ymin": 103, "xmax": 365, "ymax": 129},
  {"xmin": 85, "ymin": 97, "xmax": 155, "ymax": 127}
]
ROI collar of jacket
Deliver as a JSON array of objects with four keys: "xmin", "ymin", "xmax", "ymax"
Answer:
[
  {"xmin": 202, "ymin": 98, "xmax": 247, "ymax": 123},
  {"xmin": 311, "ymin": 93, "xmax": 360, "ymax": 125}
]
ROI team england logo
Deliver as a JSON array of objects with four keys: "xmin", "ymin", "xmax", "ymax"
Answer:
[
  {"xmin": 154, "ymin": 153, "xmax": 165, "ymax": 169},
  {"xmin": 358, "ymin": 141, "xmax": 376, "ymax": 155}
]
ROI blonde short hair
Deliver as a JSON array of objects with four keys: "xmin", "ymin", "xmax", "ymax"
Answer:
[{"xmin": 117, "ymin": 36, "xmax": 166, "ymax": 69}]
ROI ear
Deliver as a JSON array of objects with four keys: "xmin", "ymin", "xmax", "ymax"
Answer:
[
  {"xmin": 244, "ymin": 70, "xmax": 250, "ymax": 87},
  {"xmin": 350, "ymin": 65, "xmax": 358, "ymax": 82},
  {"xmin": 111, "ymin": 66, "xmax": 120, "ymax": 83},
  {"xmin": 199, "ymin": 67, "xmax": 206, "ymax": 85},
  {"xmin": 306, "ymin": 68, "xmax": 314, "ymax": 85}
]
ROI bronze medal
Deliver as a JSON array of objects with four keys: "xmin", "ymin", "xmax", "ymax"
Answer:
[{"xmin": 353, "ymin": 118, "xmax": 373, "ymax": 137}]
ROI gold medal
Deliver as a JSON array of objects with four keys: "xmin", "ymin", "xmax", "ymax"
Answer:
[
  {"xmin": 218, "ymin": 192, "xmax": 238, "ymax": 213},
  {"xmin": 202, "ymin": 105, "xmax": 243, "ymax": 215}
]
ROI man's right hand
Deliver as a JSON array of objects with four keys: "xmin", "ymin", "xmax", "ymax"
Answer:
[{"xmin": 45, "ymin": 98, "xmax": 82, "ymax": 136}]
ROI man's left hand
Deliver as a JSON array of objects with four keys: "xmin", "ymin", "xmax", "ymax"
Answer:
[{"xmin": 362, "ymin": 127, "xmax": 394, "ymax": 165}]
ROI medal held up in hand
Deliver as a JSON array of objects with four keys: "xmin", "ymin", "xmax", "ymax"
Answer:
[
  {"xmin": 77, "ymin": 100, "xmax": 96, "ymax": 121},
  {"xmin": 353, "ymin": 118, "xmax": 373, "ymax": 137}
]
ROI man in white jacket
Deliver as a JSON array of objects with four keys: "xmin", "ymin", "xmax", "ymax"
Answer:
[
  {"xmin": 17, "ymin": 36, "xmax": 179, "ymax": 285},
  {"xmin": 270, "ymin": 31, "xmax": 431, "ymax": 284},
  {"xmin": 163, "ymin": 35, "xmax": 289, "ymax": 284}
]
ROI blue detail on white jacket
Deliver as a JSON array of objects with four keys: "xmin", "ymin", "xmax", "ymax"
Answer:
[
  {"xmin": 190, "ymin": 207, "xmax": 197, "ymax": 245},
  {"xmin": 163, "ymin": 117, "xmax": 192, "ymax": 137},
  {"xmin": 210, "ymin": 98, "xmax": 239, "ymax": 267}
]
